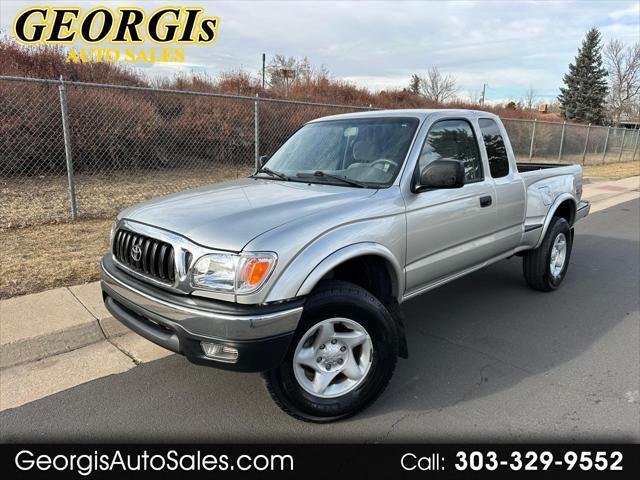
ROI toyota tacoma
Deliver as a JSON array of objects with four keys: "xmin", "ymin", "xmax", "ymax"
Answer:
[{"xmin": 101, "ymin": 109, "xmax": 590, "ymax": 422}]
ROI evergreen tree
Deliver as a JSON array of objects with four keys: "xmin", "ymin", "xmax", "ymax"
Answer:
[
  {"xmin": 409, "ymin": 74, "xmax": 421, "ymax": 95},
  {"xmin": 558, "ymin": 28, "xmax": 609, "ymax": 124}
]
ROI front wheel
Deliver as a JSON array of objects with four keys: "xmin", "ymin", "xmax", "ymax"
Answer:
[
  {"xmin": 263, "ymin": 280, "xmax": 398, "ymax": 422},
  {"xmin": 523, "ymin": 216, "xmax": 573, "ymax": 291}
]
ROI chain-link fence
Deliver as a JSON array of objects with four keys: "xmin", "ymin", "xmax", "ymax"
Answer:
[
  {"xmin": 1, "ymin": 75, "xmax": 639, "ymax": 228},
  {"xmin": 501, "ymin": 118, "xmax": 639, "ymax": 166},
  {"xmin": 0, "ymin": 76, "xmax": 375, "ymax": 228}
]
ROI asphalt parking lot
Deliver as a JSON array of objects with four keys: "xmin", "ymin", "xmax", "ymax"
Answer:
[{"xmin": 1, "ymin": 199, "xmax": 638, "ymax": 442}]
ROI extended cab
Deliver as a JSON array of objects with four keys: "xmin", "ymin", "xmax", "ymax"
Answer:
[{"xmin": 101, "ymin": 109, "xmax": 590, "ymax": 421}]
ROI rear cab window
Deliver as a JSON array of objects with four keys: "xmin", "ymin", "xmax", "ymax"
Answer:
[{"xmin": 478, "ymin": 118, "xmax": 511, "ymax": 178}]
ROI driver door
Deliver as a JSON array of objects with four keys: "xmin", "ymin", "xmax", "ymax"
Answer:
[{"xmin": 404, "ymin": 118, "xmax": 498, "ymax": 294}]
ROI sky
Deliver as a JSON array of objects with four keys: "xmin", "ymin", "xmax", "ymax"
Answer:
[{"xmin": 1, "ymin": 0, "xmax": 639, "ymax": 104}]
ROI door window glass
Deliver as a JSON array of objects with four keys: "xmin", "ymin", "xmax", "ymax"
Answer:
[{"xmin": 418, "ymin": 119, "xmax": 483, "ymax": 182}]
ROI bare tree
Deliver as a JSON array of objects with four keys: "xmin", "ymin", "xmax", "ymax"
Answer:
[
  {"xmin": 604, "ymin": 39, "xmax": 640, "ymax": 126},
  {"xmin": 265, "ymin": 54, "xmax": 330, "ymax": 95},
  {"xmin": 467, "ymin": 89, "xmax": 482, "ymax": 104},
  {"xmin": 266, "ymin": 55, "xmax": 311, "ymax": 89},
  {"xmin": 542, "ymin": 99, "xmax": 560, "ymax": 115},
  {"xmin": 418, "ymin": 67, "xmax": 458, "ymax": 103},
  {"xmin": 521, "ymin": 86, "xmax": 537, "ymax": 110}
]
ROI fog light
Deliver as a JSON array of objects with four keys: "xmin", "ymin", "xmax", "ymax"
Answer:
[{"xmin": 201, "ymin": 342, "xmax": 239, "ymax": 363}]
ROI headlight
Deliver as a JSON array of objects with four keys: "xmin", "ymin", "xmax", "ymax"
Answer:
[
  {"xmin": 191, "ymin": 252, "xmax": 277, "ymax": 294},
  {"xmin": 191, "ymin": 253, "xmax": 238, "ymax": 292}
]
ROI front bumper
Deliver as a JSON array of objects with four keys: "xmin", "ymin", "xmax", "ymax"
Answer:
[{"xmin": 101, "ymin": 255, "xmax": 303, "ymax": 372}]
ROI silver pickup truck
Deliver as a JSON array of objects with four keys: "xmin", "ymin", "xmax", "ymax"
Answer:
[{"xmin": 101, "ymin": 109, "xmax": 590, "ymax": 422}]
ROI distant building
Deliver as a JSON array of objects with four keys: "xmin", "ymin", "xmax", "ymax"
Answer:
[{"xmin": 618, "ymin": 112, "xmax": 640, "ymax": 129}]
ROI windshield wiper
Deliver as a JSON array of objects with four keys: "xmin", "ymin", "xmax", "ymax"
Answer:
[
  {"xmin": 296, "ymin": 171, "xmax": 368, "ymax": 188},
  {"xmin": 254, "ymin": 166, "xmax": 290, "ymax": 181}
]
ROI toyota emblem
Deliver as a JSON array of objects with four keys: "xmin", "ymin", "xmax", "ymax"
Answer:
[{"xmin": 131, "ymin": 244, "xmax": 143, "ymax": 262}]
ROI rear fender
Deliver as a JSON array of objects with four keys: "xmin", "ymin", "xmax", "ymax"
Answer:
[{"xmin": 534, "ymin": 193, "xmax": 576, "ymax": 248}]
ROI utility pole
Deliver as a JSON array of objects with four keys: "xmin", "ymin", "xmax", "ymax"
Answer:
[
  {"xmin": 480, "ymin": 83, "xmax": 487, "ymax": 107},
  {"xmin": 261, "ymin": 53, "xmax": 266, "ymax": 90}
]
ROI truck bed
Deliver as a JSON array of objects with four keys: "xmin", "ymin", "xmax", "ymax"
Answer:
[
  {"xmin": 516, "ymin": 162, "xmax": 569, "ymax": 173},
  {"xmin": 516, "ymin": 162, "xmax": 582, "ymax": 189},
  {"xmin": 516, "ymin": 161, "xmax": 583, "ymax": 250}
]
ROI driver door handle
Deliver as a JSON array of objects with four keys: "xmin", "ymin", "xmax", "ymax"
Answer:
[{"xmin": 480, "ymin": 195, "xmax": 492, "ymax": 208}]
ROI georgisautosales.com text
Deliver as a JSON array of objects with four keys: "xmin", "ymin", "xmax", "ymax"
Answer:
[{"xmin": 14, "ymin": 449, "xmax": 294, "ymax": 476}]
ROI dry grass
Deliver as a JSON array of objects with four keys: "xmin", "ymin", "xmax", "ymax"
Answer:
[
  {"xmin": 516, "ymin": 156, "xmax": 639, "ymax": 179},
  {"xmin": 1, "ymin": 167, "xmax": 252, "ymax": 229},
  {"xmin": 0, "ymin": 167, "xmax": 250, "ymax": 298},
  {"xmin": 0, "ymin": 219, "xmax": 111, "ymax": 299},
  {"xmin": 0, "ymin": 167, "xmax": 251, "ymax": 298},
  {"xmin": 583, "ymin": 161, "xmax": 640, "ymax": 180}
]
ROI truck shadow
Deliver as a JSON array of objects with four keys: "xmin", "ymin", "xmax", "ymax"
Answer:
[{"xmin": 357, "ymin": 229, "xmax": 638, "ymax": 428}]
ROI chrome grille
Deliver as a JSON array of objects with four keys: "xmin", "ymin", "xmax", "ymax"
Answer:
[{"xmin": 112, "ymin": 229, "xmax": 175, "ymax": 283}]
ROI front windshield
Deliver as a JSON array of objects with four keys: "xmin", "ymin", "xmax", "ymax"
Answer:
[{"xmin": 260, "ymin": 117, "xmax": 419, "ymax": 187}]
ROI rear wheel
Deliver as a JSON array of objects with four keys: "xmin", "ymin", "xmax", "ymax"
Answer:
[
  {"xmin": 523, "ymin": 216, "xmax": 572, "ymax": 291},
  {"xmin": 264, "ymin": 280, "xmax": 398, "ymax": 422}
]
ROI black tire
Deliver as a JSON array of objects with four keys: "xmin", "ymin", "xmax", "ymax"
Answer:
[
  {"xmin": 523, "ymin": 216, "xmax": 573, "ymax": 291},
  {"xmin": 263, "ymin": 280, "xmax": 398, "ymax": 422}
]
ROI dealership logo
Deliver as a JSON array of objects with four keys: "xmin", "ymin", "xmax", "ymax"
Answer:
[
  {"xmin": 12, "ymin": 6, "xmax": 220, "ymax": 64},
  {"xmin": 130, "ymin": 243, "xmax": 143, "ymax": 262}
]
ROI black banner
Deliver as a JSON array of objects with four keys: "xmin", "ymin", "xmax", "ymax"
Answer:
[{"xmin": 1, "ymin": 444, "xmax": 638, "ymax": 479}]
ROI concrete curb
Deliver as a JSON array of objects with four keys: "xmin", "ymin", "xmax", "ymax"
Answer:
[
  {"xmin": 583, "ymin": 176, "xmax": 610, "ymax": 185},
  {"xmin": 1, "ymin": 322, "xmax": 104, "ymax": 369},
  {"xmin": 0, "ymin": 318, "xmax": 131, "ymax": 369},
  {"xmin": 1, "ymin": 176, "xmax": 638, "ymax": 371},
  {"xmin": 0, "ymin": 282, "xmax": 125, "ymax": 370}
]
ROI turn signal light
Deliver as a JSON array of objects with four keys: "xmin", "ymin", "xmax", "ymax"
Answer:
[
  {"xmin": 243, "ymin": 258, "xmax": 270, "ymax": 285},
  {"xmin": 236, "ymin": 253, "xmax": 277, "ymax": 293}
]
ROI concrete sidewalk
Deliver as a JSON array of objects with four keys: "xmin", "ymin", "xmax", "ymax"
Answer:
[
  {"xmin": 0, "ymin": 176, "xmax": 638, "ymax": 410},
  {"xmin": 583, "ymin": 175, "xmax": 639, "ymax": 211},
  {"xmin": 0, "ymin": 282, "xmax": 173, "ymax": 410}
]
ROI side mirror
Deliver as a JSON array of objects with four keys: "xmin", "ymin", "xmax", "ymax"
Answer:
[
  {"xmin": 416, "ymin": 159, "xmax": 465, "ymax": 191},
  {"xmin": 258, "ymin": 155, "xmax": 269, "ymax": 168}
]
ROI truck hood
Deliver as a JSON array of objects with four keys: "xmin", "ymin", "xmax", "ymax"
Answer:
[{"xmin": 119, "ymin": 178, "xmax": 378, "ymax": 251}]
